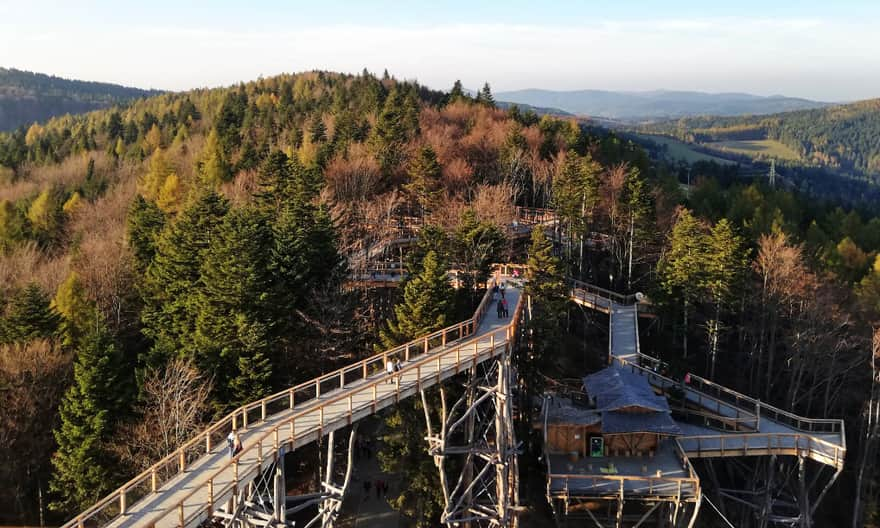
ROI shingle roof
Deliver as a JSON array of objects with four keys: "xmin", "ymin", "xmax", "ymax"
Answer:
[
  {"xmin": 601, "ymin": 410, "xmax": 681, "ymax": 435},
  {"xmin": 582, "ymin": 368, "xmax": 670, "ymax": 413},
  {"xmin": 544, "ymin": 395, "xmax": 602, "ymax": 426}
]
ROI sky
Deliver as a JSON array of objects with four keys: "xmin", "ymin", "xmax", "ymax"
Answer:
[{"xmin": 2, "ymin": 0, "xmax": 879, "ymax": 102}]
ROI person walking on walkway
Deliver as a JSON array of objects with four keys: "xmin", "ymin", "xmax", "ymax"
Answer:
[
  {"xmin": 386, "ymin": 358, "xmax": 395, "ymax": 383},
  {"xmin": 502, "ymin": 298, "xmax": 509, "ymax": 318},
  {"xmin": 227, "ymin": 430, "xmax": 236, "ymax": 458}
]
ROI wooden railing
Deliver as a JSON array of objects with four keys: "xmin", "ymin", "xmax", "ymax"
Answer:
[
  {"xmin": 547, "ymin": 441, "xmax": 700, "ymax": 500},
  {"xmin": 62, "ymin": 275, "xmax": 509, "ymax": 528},
  {"xmin": 569, "ymin": 279, "xmax": 637, "ymax": 306},
  {"xmin": 684, "ymin": 374, "xmax": 845, "ymax": 439},
  {"xmin": 678, "ymin": 432, "xmax": 845, "ymax": 469}
]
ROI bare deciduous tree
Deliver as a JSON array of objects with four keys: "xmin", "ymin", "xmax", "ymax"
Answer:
[{"xmin": 115, "ymin": 358, "xmax": 212, "ymax": 472}]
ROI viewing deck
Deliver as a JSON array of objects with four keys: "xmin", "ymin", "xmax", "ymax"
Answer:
[
  {"xmin": 548, "ymin": 282, "xmax": 846, "ymax": 501},
  {"xmin": 64, "ymin": 278, "xmax": 523, "ymax": 528}
]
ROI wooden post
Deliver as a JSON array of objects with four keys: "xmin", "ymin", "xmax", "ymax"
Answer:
[
  {"xmin": 442, "ymin": 329, "xmax": 447, "ymax": 346},
  {"xmin": 289, "ymin": 388, "xmax": 295, "ymax": 409},
  {"xmin": 340, "ymin": 370, "xmax": 345, "ymax": 389},
  {"xmin": 261, "ymin": 400, "xmax": 267, "ymax": 421},
  {"xmin": 120, "ymin": 488, "xmax": 126, "ymax": 514},
  {"xmin": 178, "ymin": 448, "xmax": 185, "ymax": 472},
  {"xmin": 151, "ymin": 468, "xmax": 157, "ymax": 492},
  {"xmin": 316, "ymin": 379, "xmax": 321, "ymax": 398},
  {"xmin": 404, "ymin": 344, "xmax": 410, "ymax": 361},
  {"xmin": 424, "ymin": 337, "xmax": 429, "ymax": 355},
  {"xmin": 178, "ymin": 503, "xmax": 184, "ymax": 527},
  {"xmin": 243, "ymin": 409, "xmax": 248, "ymax": 429},
  {"xmin": 205, "ymin": 431, "xmax": 211, "ymax": 453},
  {"xmin": 208, "ymin": 478, "xmax": 214, "ymax": 508},
  {"xmin": 362, "ymin": 360, "xmax": 368, "ymax": 379}
]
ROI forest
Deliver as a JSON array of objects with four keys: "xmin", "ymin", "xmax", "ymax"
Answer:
[
  {"xmin": 0, "ymin": 68, "xmax": 879, "ymax": 527},
  {"xmin": 637, "ymin": 98, "xmax": 880, "ymax": 185}
]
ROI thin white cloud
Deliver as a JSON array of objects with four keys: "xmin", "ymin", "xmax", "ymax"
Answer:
[{"xmin": 0, "ymin": 17, "xmax": 876, "ymax": 101}]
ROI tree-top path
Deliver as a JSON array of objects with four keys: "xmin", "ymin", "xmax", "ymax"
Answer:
[{"xmin": 63, "ymin": 273, "xmax": 524, "ymax": 528}]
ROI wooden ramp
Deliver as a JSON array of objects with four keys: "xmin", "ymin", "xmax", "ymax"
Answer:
[{"xmin": 64, "ymin": 279, "xmax": 523, "ymax": 528}]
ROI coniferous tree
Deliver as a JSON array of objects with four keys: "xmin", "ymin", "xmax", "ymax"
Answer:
[
  {"xmin": 193, "ymin": 207, "xmax": 273, "ymax": 404},
  {"xmin": 477, "ymin": 82, "xmax": 495, "ymax": 107},
  {"xmin": 524, "ymin": 228, "xmax": 567, "ymax": 390},
  {"xmin": 52, "ymin": 272, "xmax": 95, "ymax": 348},
  {"xmin": 49, "ymin": 314, "xmax": 124, "ymax": 514},
  {"xmin": 0, "ymin": 199, "xmax": 28, "ymax": 252},
  {"xmin": 702, "ymin": 218, "xmax": 748, "ymax": 378},
  {"xmin": 1, "ymin": 283, "xmax": 60, "ymax": 344},
  {"xmin": 454, "ymin": 210, "xmax": 505, "ymax": 304},
  {"xmin": 404, "ymin": 145, "xmax": 442, "ymax": 215},
  {"xmin": 449, "ymin": 79, "xmax": 465, "ymax": 103},
  {"xmin": 657, "ymin": 208, "xmax": 707, "ymax": 359},
  {"xmin": 140, "ymin": 191, "xmax": 229, "ymax": 369},
  {"xmin": 198, "ymin": 128, "xmax": 231, "ymax": 186},
  {"xmin": 126, "ymin": 195, "xmax": 166, "ymax": 274},
  {"xmin": 370, "ymin": 87, "xmax": 408, "ymax": 173},
  {"xmin": 379, "ymin": 250, "xmax": 454, "ymax": 348}
]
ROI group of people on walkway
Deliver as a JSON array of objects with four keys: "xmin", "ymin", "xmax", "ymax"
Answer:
[
  {"xmin": 493, "ymin": 282, "xmax": 510, "ymax": 318},
  {"xmin": 226, "ymin": 430, "xmax": 242, "ymax": 459},
  {"xmin": 385, "ymin": 357, "xmax": 403, "ymax": 383}
]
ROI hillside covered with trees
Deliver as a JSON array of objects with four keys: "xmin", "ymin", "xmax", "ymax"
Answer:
[
  {"xmin": 638, "ymin": 99, "xmax": 880, "ymax": 180},
  {"xmin": 0, "ymin": 68, "xmax": 162, "ymax": 132},
  {"xmin": 1, "ymin": 68, "xmax": 879, "ymax": 527}
]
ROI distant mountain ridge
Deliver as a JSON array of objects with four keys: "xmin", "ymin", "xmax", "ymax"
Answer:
[
  {"xmin": 494, "ymin": 88, "xmax": 830, "ymax": 120},
  {"xmin": 0, "ymin": 67, "xmax": 163, "ymax": 131}
]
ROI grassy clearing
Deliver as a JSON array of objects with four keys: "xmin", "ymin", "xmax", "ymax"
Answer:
[
  {"xmin": 707, "ymin": 139, "xmax": 801, "ymax": 161},
  {"xmin": 636, "ymin": 134, "xmax": 735, "ymax": 165}
]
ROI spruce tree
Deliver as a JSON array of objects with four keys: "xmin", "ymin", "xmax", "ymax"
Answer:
[
  {"xmin": 49, "ymin": 314, "xmax": 123, "ymax": 514},
  {"xmin": 198, "ymin": 128, "xmax": 231, "ymax": 186},
  {"xmin": 126, "ymin": 195, "xmax": 166, "ymax": 274},
  {"xmin": 379, "ymin": 250, "xmax": 455, "ymax": 348},
  {"xmin": 370, "ymin": 87, "xmax": 408, "ymax": 173},
  {"xmin": 478, "ymin": 82, "xmax": 495, "ymax": 107},
  {"xmin": 657, "ymin": 208, "xmax": 707, "ymax": 359},
  {"xmin": 193, "ymin": 208, "xmax": 273, "ymax": 403},
  {"xmin": 449, "ymin": 80, "xmax": 465, "ymax": 103},
  {"xmin": 524, "ymin": 228, "xmax": 567, "ymax": 389},
  {"xmin": 703, "ymin": 218, "xmax": 747, "ymax": 378},
  {"xmin": 140, "ymin": 191, "xmax": 229, "ymax": 369},
  {"xmin": 404, "ymin": 145, "xmax": 442, "ymax": 215},
  {"xmin": 1, "ymin": 283, "xmax": 60, "ymax": 344}
]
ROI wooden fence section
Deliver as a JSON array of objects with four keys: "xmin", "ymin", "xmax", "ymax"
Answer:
[
  {"xmin": 678, "ymin": 433, "xmax": 845, "ymax": 469},
  {"xmin": 62, "ymin": 276, "xmax": 512, "ymax": 528}
]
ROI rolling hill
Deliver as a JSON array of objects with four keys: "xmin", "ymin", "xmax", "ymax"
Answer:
[
  {"xmin": 0, "ymin": 67, "xmax": 162, "ymax": 131},
  {"xmin": 494, "ymin": 88, "xmax": 829, "ymax": 120},
  {"xmin": 638, "ymin": 98, "xmax": 880, "ymax": 177}
]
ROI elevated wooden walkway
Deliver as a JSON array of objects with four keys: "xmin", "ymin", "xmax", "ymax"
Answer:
[
  {"xmin": 599, "ymin": 288, "xmax": 845, "ymax": 470},
  {"xmin": 63, "ymin": 277, "xmax": 524, "ymax": 528}
]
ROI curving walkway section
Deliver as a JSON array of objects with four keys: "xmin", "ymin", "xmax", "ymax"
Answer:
[{"xmin": 64, "ymin": 277, "xmax": 524, "ymax": 528}]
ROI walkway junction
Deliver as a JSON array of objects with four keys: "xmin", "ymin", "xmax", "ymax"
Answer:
[{"xmin": 62, "ymin": 215, "xmax": 845, "ymax": 528}]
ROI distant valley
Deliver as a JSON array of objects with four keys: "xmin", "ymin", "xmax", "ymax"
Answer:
[{"xmin": 495, "ymin": 88, "xmax": 830, "ymax": 120}]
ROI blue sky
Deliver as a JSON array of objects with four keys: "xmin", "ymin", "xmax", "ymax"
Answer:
[{"xmin": 2, "ymin": 0, "xmax": 879, "ymax": 101}]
